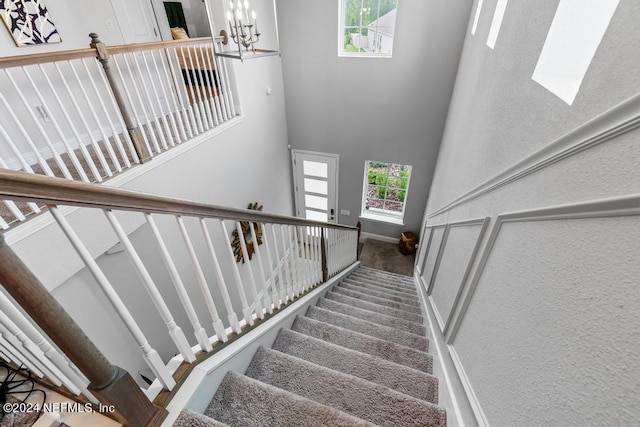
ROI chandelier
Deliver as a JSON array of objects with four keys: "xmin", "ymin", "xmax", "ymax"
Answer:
[{"xmin": 226, "ymin": 0, "xmax": 260, "ymax": 51}]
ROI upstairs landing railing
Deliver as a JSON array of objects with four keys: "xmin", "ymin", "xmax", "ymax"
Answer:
[
  {"xmin": 0, "ymin": 169, "xmax": 359, "ymax": 426},
  {"xmin": 0, "ymin": 33, "xmax": 237, "ymax": 231}
]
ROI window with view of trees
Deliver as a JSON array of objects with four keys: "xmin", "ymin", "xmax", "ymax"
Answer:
[
  {"xmin": 340, "ymin": 0, "xmax": 398, "ymax": 56},
  {"xmin": 362, "ymin": 161, "xmax": 412, "ymax": 222}
]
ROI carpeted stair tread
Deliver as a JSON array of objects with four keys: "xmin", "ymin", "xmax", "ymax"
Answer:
[
  {"xmin": 291, "ymin": 315, "xmax": 432, "ymax": 372},
  {"xmin": 348, "ymin": 273, "xmax": 417, "ymax": 291},
  {"xmin": 338, "ymin": 282, "xmax": 421, "ymax": 307},
  {"xmin": 326, "ymin": 291, "xmax": 424, "ymax": 324},
  {"xmin": 272, "ymin": 328, "xmax": 438, "ymax": 403},
  {"xmin": 349, "ymin": 270, "xmax": 417, "ymax": 287},
  {"xmin": 332, "ymin": 287, "xmax": 423, "ymax": 315},
  {"xmin": 354, "ymin": 267, "xmax": 416, "ymax": 284},
  {"xmin": 173, "ymin": 409, "xmax": 229, "ymax": 426},
  {"xmin": 317, "ymin": 297, "xmax": 425, "ymax": 336},
  {"xmin": 245, "ymin": 347, "xmax": 446, "ymax": 427},
  {"xmin": 306, "ymin": 305, "xmax": 428, "ymax": 351},
  {"xmin": 343, "ymin": 277, "xmax": 418, "ymax": 297},
  {"xmin": 205, "ymin": 371, "xmax": 373, "ymax": 427}
]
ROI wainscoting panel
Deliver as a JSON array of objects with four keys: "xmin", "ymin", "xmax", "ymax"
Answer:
[
  {"xmin": 419, "ymin": 225, "xmax": 446, "ymax": 293},
  {"xmin": 429, "ymin": 218, "xmax": 488, "ymax": 332},
  {"xmin": 416, "ymin": 226, "xmax": 433, "ymax": 275},
  {"xmin": 447, "ymin": 197, "xmax": 640, "ymax": 426}
]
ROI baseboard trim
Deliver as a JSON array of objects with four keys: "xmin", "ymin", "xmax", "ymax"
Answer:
[
  {"xmin": 359, "ymin": 232, "xmax": 397, "ymax": 244},
  {"xmin": 160, "ymin": 262, "xmax": 360, "ymax": 427}
]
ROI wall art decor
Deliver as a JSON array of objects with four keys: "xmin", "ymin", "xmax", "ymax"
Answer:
[
  {"xmin": 231, "ymin": 202, "xmax": 264, "ymax": 263},
  {"xmin": 0, "ymin": 0, "xmax": 62, "ymax": 46}
]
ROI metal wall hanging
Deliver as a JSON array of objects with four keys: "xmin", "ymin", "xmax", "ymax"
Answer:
[{"xmin": 231, "ymin": 202, "xmax": 264, "ymax": 263}]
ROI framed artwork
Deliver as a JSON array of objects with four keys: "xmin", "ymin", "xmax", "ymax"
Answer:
[{"xmin": 0, "ymin": 0, "xmax": 62, "ymax": 46}]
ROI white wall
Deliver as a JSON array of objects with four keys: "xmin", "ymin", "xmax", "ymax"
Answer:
[
  {"xmin": 416, "ymin": 0, "xmax": 640, "ymax": 425},
  {"xmin": 275, "ymin": 0, "xmax": 473, "ymax": 238}
]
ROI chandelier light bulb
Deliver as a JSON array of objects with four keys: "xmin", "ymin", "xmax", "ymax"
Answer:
[{"xmin": 252, "ymin": 10, "xmax": 256, "ymax": 20}]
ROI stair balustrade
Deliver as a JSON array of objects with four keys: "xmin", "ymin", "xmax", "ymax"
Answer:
[
  {"xmin": 0, "ymin": 169, "xmax": 358, "ymax": 426},
  {"xmin": 0, "ymin": 33, "xmax": 238, "ymax": 231}
]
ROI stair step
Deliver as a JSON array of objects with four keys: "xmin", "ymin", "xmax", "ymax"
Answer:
[
  {"xmin": 326, "ymin": 290, "xmax": 424, "ymax": 323},
  {"xmin": 174, "ymin": 409, "xmax": 229, "ymax": 426},
  {"xmin": 332, "ymin": 287, "xmax": 423, "ymax": 315},
  {"xmin": 317, "ymin": 297, "xmax": 425, "ymax": 336},
  {"xmin": 246, "ymin": 347, "xmax": 446, "ymax": 427},
  {"xmin": 349, "ymin": 271, "xmax": 416, "ymax": 291},
  {"xmin": 205, "ymin": 371, "xmax": 372, "ymax": 426},
  {"xmin": 291, "ymin": 316, "xmax": 432, "ymax": 372},
  {"xmin": 338, "ymin": 282, "xmax": 421, "ymax": 307},
  {"xmin": 272, "ymin": 328, "xmax": 438, "ymax": 403},
  {"xmin": 354, "ymin": 267, "xmax": 416, "ymax": 284},
  {"xmin": 343, "ymin": 277, "xmax": 418, "ymax": 297},
  {"xmin": 306, "ymin": 306, "xmax": 428, "ymax": 351}
]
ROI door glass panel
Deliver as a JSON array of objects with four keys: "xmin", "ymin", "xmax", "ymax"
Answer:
[
  {"xmin": 304, "ymin": 178, "xmax": 328, "ymax": 195},
  {"xmin": 306, "ymin": 210, "xmax": 328, "ymax": 222},
  {"xmin": 305, "ymin": 194, "xmax": 328, "ymax": 210},
  {"xmin": 303, "ymin": 160, "xmax": 328, "ymax": 178}
]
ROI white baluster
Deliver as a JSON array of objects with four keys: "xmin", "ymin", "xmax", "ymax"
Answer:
[
  {"xmin": 262, "ymin": 224, "xmax": 280, "ymax": 308},
  {"xmin": 0, "ymin": 93, "xmax": 54, "ymax": 176},
  {"xmin": 185, "ymin": 46, "xmax": 214, "ymax": 127},
  {"xmin": 155, "ymin": 50, "xmax": 188, "ymax": 141},
  {"xmin": 130, "ymin": 53, "xmax": 169, "ymax": 150},
  {"xmin": 80, "ymin": 59, "xmax": 132, "ymax": 168},
  {"xmin": 289, "ymin": 226, "xmax": 303, "ymax": 296},
  {"xmin": 38, "ymin": 64, "xmax": 103, "ymax": 181},
  {"xmin": 112, "ymin": 55, "xmax": 157, "ymax": 155},
  {"xmin": 0, "ymin": 323, "xmax": 46, "ymax": 378},
  {"xmin": 163, "ymin": 47, "xmax": 196, "ymax": 138},
  {"xmin": 67, "ymin": 61, "xmax": 123, "ymax": 173},
  {"xmin": 235, "ymin": 221, "xmax": 264, "ymax": 319},
  {"xmin": 279, "ymin": 224, "xmax": 295, "ymax": 299},
  {"xmin": 202, "ymin": 44, "xmax": 226, "ymax": 123},
  {"xmin": 220, "ymin": 220, "xmax": 253, "ymax": 326},
  {"xmin": 147, "ymin": 215, "xmax": 212, "ymax": 352},
  {"xmin": 195, "ymin": 44, "xmax": 219, "ymax": 126},
  {"xmin": 0, "ymin": 292, "xmax": 92, "ymax": 399},
  {"xmin": 201, "ymin": 219, "xmax": 241, "ymax": 333},
  {"xmin": 249, "ymin": 222, "xmax": 272, "ymax": 314},
  {"xmin": 176, "ymin": 217, "xmax": 228, "ymax": 343},
  {"xmin": 179, "ymin": 47, "xmax": 207, "ymax": 132},
  {"xmin": 149, "ymin": 50, "xmax": 182, "ymax": 145},
  {"xmin": 50, "ymin": 207, "xmax": 175, "ymax": 389},
  {"xmin": 297, "ymin": 226, "xmax": 309, "ymax": 292},
  {"xmin": 214, "ymin": 46, "xmax": 236, "ymax": 118},
  {"xmin": 269, "ymin": 224, "xmax": 287, "ymax": 305},
  {"xmin": 54, "ymin": 62, "xmax": 113, "ymax": 177},
  {"xmin": 105, "ymin": 210, "xmax": 195, "ymax": 362},
  {"xmin": 21, "ymin": 67, "xmax": 89, "ymax": 181}
]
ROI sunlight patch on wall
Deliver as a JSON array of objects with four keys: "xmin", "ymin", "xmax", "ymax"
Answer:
[
  {"xmin": 532, "ymin": 0, "xmax": 620, "ymax": 105},
  {"xmin": 486, "ymin": 0, "xmax": 508, "ymax": 49},
  {"xmin": 471, "ymin": 0, "xmax": 484, "ymax": 35}
]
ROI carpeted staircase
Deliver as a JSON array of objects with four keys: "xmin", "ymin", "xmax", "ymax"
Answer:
[{"xmin": 175, "ymin": 266, "xmax": 445, "ymax": 427}]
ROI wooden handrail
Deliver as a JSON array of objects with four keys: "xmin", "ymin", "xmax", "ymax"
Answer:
[
  {"xmin": 0, "ymin": 169, "xmax": 357, "ymax": 230},
  {"xmin": 0, "ymin": 35, "xmax": 224, "ymax": 69}
]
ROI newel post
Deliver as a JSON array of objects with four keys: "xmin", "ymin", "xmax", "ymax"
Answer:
[
  {"xmin": 0, "ymin": 235, "xmax": 166, "ymax": 427},
  {"xmin": 89, "ymin": 33, "xmax": 152, "ymax": 163},
  {"xmin": 356, "ymin": 221, "xmax": 362, "ymax": 260},
  {"xmin": 320, "ymin": 228, "xmax": 328, "ymax": 282}
]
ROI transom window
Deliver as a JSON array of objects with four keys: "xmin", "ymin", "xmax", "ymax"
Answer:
[
  {"xmin": 339, "ymin": 0, "xmax": 398, "ymax": 57},
  {"xmin": 361, "ymin": 161, "xmax": 412, "ymax": 225}
]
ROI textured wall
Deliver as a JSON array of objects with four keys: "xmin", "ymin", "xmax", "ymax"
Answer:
[
  {"xmin": 416, "ymin": 0, "xmax": 640, "ymax": 425},
  {"xmin": 275, "ymin": 0, "xmax": 472, "ymax": 237}
]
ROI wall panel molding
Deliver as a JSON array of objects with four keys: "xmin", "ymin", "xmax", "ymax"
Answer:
[
  {"xmin": 416, "ymin": 226, "xmax": 433, "ymax": 275},
  {"xmin": 428, "ymin": 93, "xmax": 640, "ymax": 219},
  {"xmin": 446, "ymin": 194, "xmax": 640, "ymax": 343}
]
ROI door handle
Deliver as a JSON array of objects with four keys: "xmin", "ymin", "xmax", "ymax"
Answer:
[{"xmin": 330, "ymin": 209, "xmax": 335, "ymax": 220}]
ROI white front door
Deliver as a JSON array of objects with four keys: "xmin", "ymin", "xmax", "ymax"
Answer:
[
  {"xmin": 292, "ymin": 150, "xmax": 339, "ymax": 224},
  {"xmin": 110, "ymin": 0, "xmax": 160, "ymax": 44}
]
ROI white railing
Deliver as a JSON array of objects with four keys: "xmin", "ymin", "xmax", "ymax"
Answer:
[
  {"xmin": 0, "ymin": 35, "xmax": 238, "ymax": 231},
  {"xmin": 0, "ymin": 170, "xmax": 358, "ymax": 407}
]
